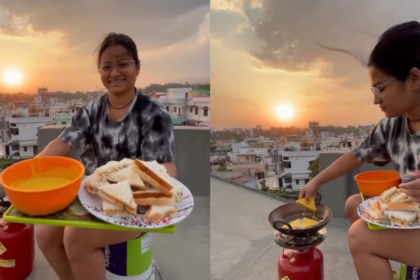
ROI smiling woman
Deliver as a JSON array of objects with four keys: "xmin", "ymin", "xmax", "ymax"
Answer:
[{"xmin": 2, "ymin": 70, "xmax": 23, "ymax": 85}]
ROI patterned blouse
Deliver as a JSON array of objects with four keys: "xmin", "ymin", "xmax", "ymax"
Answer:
[
  {"xmin": 353, "ymin": 115, "xmax": 420, "ymax": 182},
  {"xmin": 59, "ymin": 89, "xmax": 175, "ymax": 175}
]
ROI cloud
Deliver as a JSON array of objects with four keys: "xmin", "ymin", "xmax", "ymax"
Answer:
[
  {"xmin": 0, "ymin": 0, "xmax": 208, "ymax": 52},
  {"xmin": 215, "ymin": 0, "xmax": 420, "ymax": 89}
]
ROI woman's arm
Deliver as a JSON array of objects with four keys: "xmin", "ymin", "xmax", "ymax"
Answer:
[
  {"xmin": 36, "ymin": 138, "xmax": 72, "ymax": 158},
  {"xmin": 311, "ymin": 152, "xmax": 363, "ymax": 185}
]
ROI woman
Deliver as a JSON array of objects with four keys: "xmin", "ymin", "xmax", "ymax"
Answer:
[
  {"xmin": 35, "ymin": 33, "xmax": 176, "ymax": 280},
  {"xmin": 300, "ymin": 21, "xmax": 420, "ymax": 280}
]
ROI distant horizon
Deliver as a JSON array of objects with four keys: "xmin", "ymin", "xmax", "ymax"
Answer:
[
  {"xmin": 0, "ymin": 81, "xmax": 211, "ymax": 95},
  {"xmin": 212, "ymin": 123, "xmax": 376, "ymax": 130}
]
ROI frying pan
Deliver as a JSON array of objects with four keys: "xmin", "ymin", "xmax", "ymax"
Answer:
[{"xmin": 268, "ymin": 192, "xmax": 333, "ymax": 236}]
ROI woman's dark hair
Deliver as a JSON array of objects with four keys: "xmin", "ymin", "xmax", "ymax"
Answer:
[
  {"xmin": 369, "ymin": 21, "xmax": 420, "ymax": 80},
  {"xmin": 316, "ymin": 21, "xmax": 420, "ymax": 81},
  {"xmin": 96, "ymin": 32, "xmax": 140, "ymax": 67}
]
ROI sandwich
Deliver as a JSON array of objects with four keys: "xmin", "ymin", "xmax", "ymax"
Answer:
[
  {"xmin": 95, "ymin": 161, "xmax": 122, "ymax": 179},
  {"xmin": 106, "ymin": 165, "xmax": 146, "ymax": 190},
  {"xmin": 380, "ymin": 187, "xmax": 402, "ymax": 203},
  {"xmin": 363, "ymin": 209, "xmax": 389, "ymax": 223},
  {"xmin": 102, "ymin": 200, "xmax": 124, "ymax": 216},
  {"xmin": 386, "ymin": 200, "xmax": 420, "ymax": 212},
  {"xmin": 144, "ymin": 205, "xmax": 177, "ymax": 224},
  {"xmin": 390, "ymin": 192, "xmax": 412, "ymax": 203},
  {"xmin": 133, "ymin": 189, "xmax": 176, "ymax": 206},
  {"xmin": 383, "ymin": 210, "xmax": 417, "ymax": 227},
  {"xmin": 368, "ymin": 199, "xmax": 388, "ymax": 211},
  {"xmin": 133, "ymin": 160, "xmax": 174, "ymax": 196},
  {"xmin": 84, "ymin": 173, "xmax": 110, "ymax": 194},
  {"xmin": 120, "ymin": 158, "xmax": 135, "ymax": 168},
  {"xmin": 98, "ymin": 181, "xmax": 137, "ymax": 217}
]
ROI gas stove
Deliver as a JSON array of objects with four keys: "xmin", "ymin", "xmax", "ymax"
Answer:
[{"xmin": 274, "ymin": 227, "xmax": 327, "ymax": 250}]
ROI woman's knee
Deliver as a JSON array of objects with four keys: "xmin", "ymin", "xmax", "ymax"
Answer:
[
  {"xmin": 36, "ymin": 225, "xmax": 64, "ymax": 251},
  {"xmin": 348, "ymin": 219, "xmax": 368, "ymax": 255},
  {"xmin": 345, "ymin": 194, "xmax": 361, "ymax": 215}
]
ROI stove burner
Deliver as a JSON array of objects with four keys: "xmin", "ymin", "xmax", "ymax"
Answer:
[{"xmin": 274, "ymin": 227, "xmax": 327, "ymax": 250}]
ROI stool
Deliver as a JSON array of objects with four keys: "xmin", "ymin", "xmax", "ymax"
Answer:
[
  {"xmin": 104, "ymin": 233, "xmax": 159, "ymax": 280},
  {"xmin": 400, "ymin": 264, "xmax": 420, "ymax": 280}
]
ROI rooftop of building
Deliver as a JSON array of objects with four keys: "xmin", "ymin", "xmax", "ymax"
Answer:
[{"xmin": 210, "ymin": 176, "xmax": 399, "ymax": 280}]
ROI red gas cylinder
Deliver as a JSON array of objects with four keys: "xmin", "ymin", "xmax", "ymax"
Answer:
[
  {"xmin": 278, "ymin": 247, "xmax": 324, "ymax": 280},
  {"xmin": 0, "ymin": 222, "xmax": 35, "ymax": 280}
]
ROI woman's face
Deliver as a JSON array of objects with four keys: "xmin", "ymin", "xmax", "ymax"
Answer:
[
  {"xmin": 99, "ymin": 45, "xmax": 140, "ymax": 95},
  {"xmin": 369, "ymin": 66, "xmax": 420, "ymax": 118}
]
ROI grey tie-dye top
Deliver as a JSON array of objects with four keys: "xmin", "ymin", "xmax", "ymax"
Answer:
[
  {"xmin": 353, "ymin": 115, "xmax": 419, "ymax": 182},
  {"xmin": 58, "ymin": 90, "xmax": 175, "ymax": 175}
]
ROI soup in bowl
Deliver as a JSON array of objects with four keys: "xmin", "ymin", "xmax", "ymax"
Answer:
[{"xmin": 0, "ymin": 156, "xmax": 85, "ymax": 216}]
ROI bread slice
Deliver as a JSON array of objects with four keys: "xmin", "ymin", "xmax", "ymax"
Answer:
[
  {"xmin": 98, "ymin": 181, "xmax": 137, "ymax": 217},
  {"xmin": 84, "ymin": 173, "xmax": 110, "ymax": 194},
  {"xmin": 386, "ymin": 200, "xmax": 420, "ymax": 212},
  {"xmin": 295, "ymin": 197, "xmax": 317, "ymax": 212},
  {"xmin": 390, "ymin": 192, "xmax": 412, "ymax": 203},
  {"xmin": 95, "ymin": 161, "xmax": 122, "ymax": 178},
  {"xmin": 133, "ymin": 189, "xmax": 176, "ymax": 206},
  {"xmin": 106, "ymin": 165, "xmax": 146, "ymax": 190},
  {"xmin": 133, "ymin": 160, "xmax": 173, "ymax": 196},
  {"xmin": 380, "ymin": 187, "xmax": 401, "ymax": 203},
  {"xmin": 384, "ymin": 210, "xmax": 417, "ymax": 227},
  {"xmin": 144, "ymin": 205, "xmax": 177, "ymax": 224},
  {"xmin": 120, "ymin": 158, "xmax": 135, "ymax": 168},
  {"xmin": 102, "ymin": 200, "xmax": 124, "ymax": 216}
]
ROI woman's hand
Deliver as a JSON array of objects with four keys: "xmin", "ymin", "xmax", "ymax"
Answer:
[
  {"xmin": 299, "ymin": 179, "xmax": 322, "ymax": 200},
  {"xmin": 399, "ymin": 171, "xmax": 420, "ymax": 203}
]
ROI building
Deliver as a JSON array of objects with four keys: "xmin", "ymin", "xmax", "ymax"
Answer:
[
  {"xmin": 0, "ymin": 115, "xmax": 54, "ymax": 158},
  {"xmin": 154, "ymin": 88, "xmax": 210, "ymax": 126},
  {"xmin": 277, "ymin": 150, "xmax": 321, "ymax": 190}
]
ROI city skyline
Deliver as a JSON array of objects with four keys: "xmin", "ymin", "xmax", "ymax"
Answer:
[
  {"xmin": 211, "ymin": 0, "xmax": 420, "ymax": 129},
  {"xmin": 0, "ymin": 0, "xmax": 209, "ymax": 93}
]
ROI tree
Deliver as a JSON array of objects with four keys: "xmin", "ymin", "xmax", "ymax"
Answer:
[
  {"xmin": 308, "ymin": 158, "xmax": 319, "ymax": 178},
  {"xmin": 260, "ymin": 179, "xmax": 268, "ymax": 192},
  {"xmin": 301, "ymin": 140, "xmax": 309, "ymax": 147},
  {"xmin": 198, "ymin": 84, "xmax": 210, "ymax": 90},
  {"xmin": 217, "ymin": 165, "xmax": 227, "ymax": 172}
]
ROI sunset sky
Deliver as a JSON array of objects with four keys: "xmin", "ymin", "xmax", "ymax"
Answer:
[
  {"xmin": 211, "ymin": 0, "xmax": 420, "ymax": 129},
  {"xmin": 0, "ymin": 0, "xmax": 209, "ymax": 93}
]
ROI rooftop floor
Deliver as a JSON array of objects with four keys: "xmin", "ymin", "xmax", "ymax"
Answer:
[
  {"xmin": 210, "ymin": 177, "xmax": 398, "ymax": 280},
  {"xmin": 27, "ymin": 196, "xmax": 210, "ymax": 280}
]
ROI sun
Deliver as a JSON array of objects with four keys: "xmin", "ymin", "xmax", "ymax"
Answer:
[
  {"xmin": 3, "ymin": 70, "xmax": 23, "ymax": 85},
  {"xmin": 276, "ymin": 104, "xmax": 294, "ymax": 120}
]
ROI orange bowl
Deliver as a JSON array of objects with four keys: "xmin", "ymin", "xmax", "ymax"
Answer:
[
  {"xmin": 354, "ymin": 170, "xmax": 401, "ymax": 198},
  {"xmin": 0, "ymin": 156, "xmax": 85, "ymax": 216}
]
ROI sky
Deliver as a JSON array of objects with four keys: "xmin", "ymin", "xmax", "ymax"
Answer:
[
  {"xmin": 211, "ymin": 0, "xmax": 420, "ymax": 129},
  {"xmin": 0, "ymin": 0, "xmax": 209, "ymax": 93}
]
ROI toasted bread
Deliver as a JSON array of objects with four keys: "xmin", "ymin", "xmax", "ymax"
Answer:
[
  {"xmin": 120, "ymin": 158, "xmax": 135, "ymax": 168},
  {"xmin": 106, "ymin": 165, "xmax": 146, "ymax": 190},
  {"xmin": 102, "ymin": 200, "xmax": 124, "ymax": 216},
  {"xmin": 84, "ymin": 173, "xmax": 110, "ymax": 194},
  {"xmin": 144, "ymin": 205, "xmax": 177, "ymax": 224},
  {"xmin": 95, "ymin": 161, "xmax": 122, "ymax": 178},
  {"xmin": 133, "ymin": 189, "xmax": 176, "ymax": 206},
  {"xmin": 386, "ymin": 200, "xmax": 420, "ymax": 212},
  {"xmin": 98, "ymin": 181, "xmax": 137, "ymax": 217},
  {"xmin": 380, "ymin": 187, "xmax": 401, "ymax": 203},
  {"xmin": 384, "ymin": 210, "xmax": 417, "ymax": 227},
  {"xmin": 133, "ymin": 160, "xmax": 173, "ymax": 196}
]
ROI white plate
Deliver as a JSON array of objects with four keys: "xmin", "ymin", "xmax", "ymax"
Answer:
[
  {"xmin": 357, "ymin": 197, "xmax": 420, "ymax": 229},
  {"xmin": 78, "ymin": 175, "xmax": 194, "ymax": 229}
]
